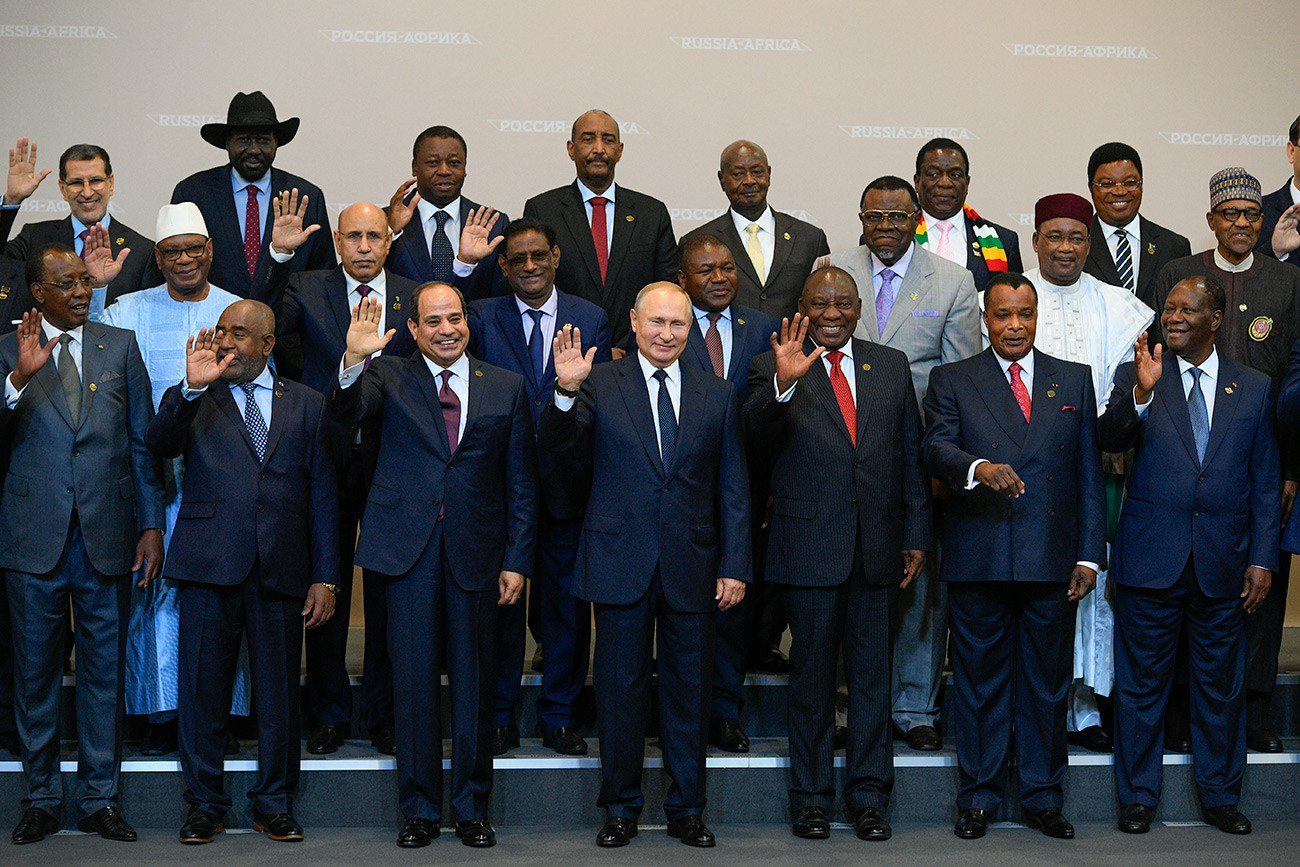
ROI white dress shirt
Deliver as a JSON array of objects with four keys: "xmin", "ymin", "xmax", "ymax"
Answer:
[
  {"xmin": 518, "ymin": 289, "xmax": 559, "ymax": 370},
  {"xmin": 730, "ymin": 205, "xmax": 776, "ymax": 282},
  {"xmin": 417, "ymin": 196, "xmax": 462, "ymax": 260},
  {"xmin": 921, "ymin": 209, "xmax": 967, "ymax": 268},
  {"xmin": 5, "ymin": 320, "xmax": 84, "ymax": 406},
  {"xmin": 577, "ymin": 180, "xmax": 616, "ymax": 256},
  {"xmin": 1100, "ymin": 216, "xmax": 1142, "ymax": 286},
  {"xmin": 693, "ymin": 303, "xmax": 733, "ymax": 377},
  {"xmin": 339, "ymin": 349, "xmax": 469, "ymax": 443}
]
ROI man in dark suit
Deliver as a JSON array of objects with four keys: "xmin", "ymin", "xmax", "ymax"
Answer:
[
  {"xmin": 1257, "ymin": 113, "xmax": 1300, "ymax": 268},
  {"xmin": 539, "ymin": 282, "xmax": 749, "ymax": 848},
  {"xmin": 171, "ymin": 91, "xmax": 335, "ymax": 304},
  {"xmin": 467, "ymin": 217, "xmax": 611, "ymax": 756},
  {"xmin": 681, "ymin": 140, "xmax": 829, "ymax": 321},
  {"xmin": 2, "ymin": 139, "xmax": 158, "ymax": 303},
  {"xmin": 331, "ymin": 283, "xmax": 538, "ymax": 849},
  {"xmin": 1084, "ymin": 142, "xmax": 1192, "ymax": 309},
  {"xmin": 912, "ymin": 138, "xmax": 1022, "ymax": 292},
  {"xmin": 523, "ymin": 110, "xmax": 678, "ymax": 347},
  {"xmin": 923, "ymin": 272, "xmax": 1105, "ymax": 841},
  {"xmin": 745, "ymin": 267, "xmax": 929, "ymax": 842},
  {"xmin": 267, "ymin": 197, "xmax": 417, "ymax": 756},
  {"xmin": 146, "ymin": 300, "xmax": 339, "ymax": 844},
  {"xmin": 385, "ymin": 125, "xmax": 508, "ymax": 302},
  {"xmin": 1, "ymin": 244, "xmax": 165, "ymax": 844},
  {"xmin": 1102, "ymin": 276, "xmax": 1279, "ymax": 836}
]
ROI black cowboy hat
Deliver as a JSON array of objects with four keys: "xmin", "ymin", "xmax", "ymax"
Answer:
[{"xmin": 200, "ymin": 91, "xmax": 300, "ymax": 148}]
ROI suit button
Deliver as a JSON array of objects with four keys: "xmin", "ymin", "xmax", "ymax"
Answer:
[
  {"xmin": 432, "ymin": 499, "xmax": 440, "ymax": 506},
  {"xmin": 760, "ymin": 292, "xmax": 768, "ymax": 299},
  {"xmin": 66, "ymin": 485, "xmax": 74, "ymax": 493},
  {"xmin": 257, "ymin": 505, "xmax": 266, "ymax": 513},
  {"xmin": 854, "ymin": 460, "xmax": 862, "ymax": 468},
  {"xmin": 1193, "ymin": 511, "xmax": 1200, "ymax": 517},
  {"xmin": 534, "ymin": 398, "xmax": 542, "ymax": 406},
  {"xmin": 851, "ymin": 500, "xmax": 858, "ymax": 509},
  {"xmin": 1048, "ymin": 509, "xmax": 1055, "ymax": 517},
  {"xmin": 1046, "ymin": 474, "xmax": 1053, "ymax": 481},
  {"xmin": 1058, "ymin": 442, "xmax": 1065, "ymax": 449},
  {"xmin": 992, "ymin": 442, "xmax": 999, "ymax": 449},
  {"xmin": 661, "ymin": 485, "xmax": 669, "ymax": 493},
  {"xmin": 258, "ymin": 473, "xmax": 266, "ymax": 481},
  {"xmin": 1198, "ymin": 474, "xmax": 1205, "ymax": 481},
  {"xmin": 447, "ymin": 462, "xmax": 454, "ymax": 469},
  {"xmin": 1007, "ymin": 507, "xmax": 1013, "ymax": 517},
  {"xmin": 73, "ymin": 449, "xmax": 80, "ymax": 456}
]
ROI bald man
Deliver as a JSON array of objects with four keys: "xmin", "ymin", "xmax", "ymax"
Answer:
[
  {"xmin": 265, "ymin": 198, "xmax": 418, "ymax": 755},
  {"xmin": 147, "ymin": 300, "xmax": 338, "ymax": 843}
]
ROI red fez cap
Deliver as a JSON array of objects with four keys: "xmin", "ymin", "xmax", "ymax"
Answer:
[{"xmin": 1034, "ymin": 193, "xmax": 1093, "ymax": 228}]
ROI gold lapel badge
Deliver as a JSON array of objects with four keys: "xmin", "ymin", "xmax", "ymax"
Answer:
[
  {"xmin": 783, "ymin": 232, "xmax": 791, "ymax": 240},
  {"xmin": 393, "ymin": 302, "xmax": 401, "ymax": 311},
  {"xmin": 626, "ymin": 215, "xmax": 635, "ymax": 222},
  {"xmin": 474, "ymin": 369, "xmax": 484, "ymax": 377},
  {"xmin": 1239, "ymin": 303, "xmax": 1248, "ymax": 312},
  {"xmin": 1047, "ymin": 390, "xmax": 1056, "ymax": 398},
  {"xmin": 97, "ymin": 344, "xmax": 104, "ymax": 349},
  {"xmin": 910, "ymin": 292, "xmax": 919, "ymax": 300},
  {"xmin": 1147, "ymin": 242, "xmax": 1156, "ymax": 255},
  {"xmin": 737, "ymin": 318, "xmax": 745, "ymax": 326},
  {"xmin": 88, "ymin": 383, "xmax": 97, "ymax": 392},
  {"xmin": 115, "ymin": 237, "xmax": 124, "ymax": 246},
  {"xmin": 1225, "ymin": 387, "xmax": 1234, "ymax": 394},
  {"xmin": 0, "ymin": 287, "xmax": 8, "ymax": 300},
  {"xmin": 274, "ymin": 391, "xmax": 283, "ymax": 397},
  {"xmin": 862, "ymin": 363, "xmax": 870, "ymax": 371}
]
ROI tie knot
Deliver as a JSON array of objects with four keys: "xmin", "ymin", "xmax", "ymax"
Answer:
[
  {"xmin": 239, "ymin": 381, "xmax": 257, "ymax": 397},
  {"xmin": 527, "ymin": 308, "xmax": 544, "ymax": 324},
  {"xmin": 440, "ymin": 369, "xmax": 454, "ymax": 387},
  {"xmin": 1188, "ymin": 366, "xmax": 1201, "ymax": 383},
  {"xmin": 706, "ymin": 311, "xmax": 722, "ymax": 324},
  {"xmin": 78, "ymin": 228, "xmax": 91, "ymax": 242},
  {"xmin": 433, "ymin": 210, "xmax": 450, "ymax": 228},
  {"xmin": 590, "ymin": 196, "xmax": 608, "ymax": 208},
  {"xmin": 245, "ymin": 184, "xmax": 258, "ymax": 196},
  {"xmin": 826, "ymin": 350, "xmax": 844, "ymax": 366},
  {"xmin": 357, "ymin": 284, "xmax": 372, "ymax": 298},
  {"xmin": 653, "ymin": 368, "xmax": 668, "ymax": 383},
  {"xmin": 746, "ymin": 224, "xmax": 760, "ymax": 237},
  {"xmin": 1114, "ymin": 228, "xmax": 1127, "ymax": 239},
  {"xmin": 59, "ymin": 333, "xmax": 72, "ymax": 348},
  {"xmin": 1009, "ymin": 361, "xmax": 1021, "ymax": 375},
  {"xmin": 881, "ymin": 268, "xmax": 897, "ymax": 283},
  {"xmin": 936, "ymin": 220, "xmax": 952, "ymax": 232}
]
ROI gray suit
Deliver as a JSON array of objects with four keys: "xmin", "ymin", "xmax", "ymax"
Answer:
[
  {"xmin": 0, "ymin": 322, "xmax": 164, "ymax": 818},
  {"xmin": 826, "ymin": 242, "xmax": 980, "ymax": 734}
]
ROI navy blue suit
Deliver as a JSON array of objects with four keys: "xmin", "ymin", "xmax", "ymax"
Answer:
[
  {"xmin": 330, "ymin": 351, "xmax": 538, "ymax": 825},
  {"xmin": 147, "ymin": 375, "xmax": 337, "ymax": 817},
  {"xmin": 537, "ymin": 354, "xmax": 750, "ymax": 822},
  {"xmin": 273, "ymin": 264, "xmax": 417, "ymax": 737},
  {"xmin": 468, "ymin": 290, "xmax": 610, "ymax": 734},
  {"xmin": 385, "ymin": 197, "xmax": 508, "ymax": 301},
  {"xmin": 1101, "ymin": 352, "xmax": 1280, "ymax": 811},
  {"xmin": 923, "ymin": 348, "xmax": 1105, "ymax": 815}
]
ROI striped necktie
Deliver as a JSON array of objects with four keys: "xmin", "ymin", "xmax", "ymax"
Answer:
[{"xmin": 1114, "ymin": 228, "xmax": 1135, "ymax": 292}]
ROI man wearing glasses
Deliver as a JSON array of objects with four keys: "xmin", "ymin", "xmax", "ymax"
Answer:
[
  {"xmin": 1, "ymin": 139, "xmax": 159, "ymax": 304},
  {"xmin": 1150, "ymin": 168, "xmax": 1300, "ymax": 755}
]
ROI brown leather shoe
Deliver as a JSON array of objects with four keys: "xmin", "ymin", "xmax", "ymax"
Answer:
[{"xmin": 905, "ymin": 725, "xmax": 941, "ymax": 751}]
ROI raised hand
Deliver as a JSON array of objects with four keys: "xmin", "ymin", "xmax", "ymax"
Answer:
[
  {"xmin": 10, "ymin": 309, "xmax": 57, "ymax": 391},
  {"xmin": 6, "ymin": 137, "xmax": 50, "ymax": 205},
  {"xmin": 185, "ymin": 327, "xmax": 233, "ymax": 389},
  {"xmin": 387, "ymin": 178, "xmax": 421, "ymax": 233},
  {"xmin": 270, "ymin": 188, "xmax": 320, "ymax": 255},
  {"xmin": 82, "ymin": 223, "xmax": 128, "ymax": 286},
  {"xmin": 457, "ymin": 205, "xmax": 503, "ymax": 265},
  {"xmin": 552, "ymin": 324, "xmax": 596, "ymax": 392},
  {"xmin": 771, "ymin": 312, "xmax": 825, "ymax": 393},
  {"xmin": 1271, "ymin": 203, "xmax": 1300, "ymax": 259},
  {"xmin": 344, "ymin": 296, "xmax": 395, "ymax": 367},
  {"xmin": 1132, "ymin": 332, "xmax": 1163, "ymax": 405}
]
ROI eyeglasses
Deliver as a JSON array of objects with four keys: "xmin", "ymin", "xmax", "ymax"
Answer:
[
  {"xmin": 1212, "ymin": 207, "xmax": 1263, "ymax": 223},
  {"xmin": 338, "ymin": 231, "xmax": 388, "ymax": 245},
  {"xmin": 39, "ymin": 276, "xmax": 96, "ymax": 292},
  {"xmin": 61, "ymin": 176, "xmax": 109, "ymax": 192},
  {"xmin": 157, "ymin": 243, "xmax": 208, "ymax": 261},
  {"xmin": 1039, "ymin": 232, "xmax": 1089, "ymax": 246},
  {"xmin": 504, "ymin": 251, "xmax": 555, "ymax": 267},
  {"xmin": 859, "ymin": 209, "xmax": 915, "ymax": 228},
  {"xmin": 1090, "ymin": 179, "xmax": 1142, "ymax": 192}
]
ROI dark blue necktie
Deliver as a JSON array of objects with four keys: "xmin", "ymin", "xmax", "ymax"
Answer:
[
  {"xmin": 1114, "ymin": 228, "xmax": 1135, "ymax": 292},
  {"xmin": 526, "ymin": 308, "xmax": 546, "ymax": 381},
  {"xmin": 240, "ymin": 382, "xmax": 268, "ymax": 461},
  {"xmin": 653, "ymin": 368, "xmax": 676, "ymax": 470},
  {"xmin": 430, "ymin": 210, "xmax": 454, "ymax": 282},
  {"xmin": 1188, "ymin": 367, "xmax": 1209, "ymax": 464}
]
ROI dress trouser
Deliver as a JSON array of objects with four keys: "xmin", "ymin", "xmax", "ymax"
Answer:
[
  {"xmin": 534, "ymin": 514, "xmax": 589, "ymax": 732},
  {"xmin": 890, "ymin": 534, "xmax": 947, "ymax": 732},
  {"xmin": 1244, "ymin": 550, "xmax": 1290, "ymax": 725}
]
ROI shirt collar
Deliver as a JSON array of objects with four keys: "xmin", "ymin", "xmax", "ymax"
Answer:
[
  {"xmin": 417, "ymin": 196, "xmax": 461, "ymax": 226},
  {"xmin": 41, "ymin": 319, "xmax": 84, "ymax": 345},
  {"xmin": 729, "ymin": 205, "xmax": 775, "ymax": 238},
  {"xmin": 1290, "ymin": 179, "xmax": 1300, "ymax": 205},
  {"xmin": 693, "ymin": 304, "xmax": 732, "ymax": 325},
  {"xmin": 230, "ymin": 166, "xmax": 271, "ymax": 194},
  {"xmin": 70, "ymin": 212, "xmax": 111, "ymax": 236},
  {"xmin": 231, "ymin": 364, "xmax": 276, "ymax": 392},
  {"xmin": 921, "ymin": 209, "xmax": 965, "ymax": 234},
  {"xmin": 636, "ymin": 351, "xmax": 679, "ymax": 384},
  {"xmin": 1101, "ymin": 215, "xmax": 1141, "ymax": 243},
  {"xmin": 870, "ymin": 244, "xmax": 915, "ymax": 280},
  {"xmin": 994, "ymin": 347, "xmax": 1035, "ymax": 379},
  {"xmin": 344, "ymin": 268, "xmax": 386, "ymax": 296},
  {"xmin": 423, "ymin": 348, "xmax": 471, "ymax": 381},
  {"xmin": 1213, "ymin": 249, "xmax": 1254, "ymax": 273},
  {"xmin": 818, "ymin": 340, "xmax": 855, "ymax": 362},
  {"xmin": 577, "ymin": 179, "xmax": 616, "ymax": 205},
  {"xmin": 1177, "ymin": 348, "xmax": 1219, "ymax": 382},
  {"xmin": 515, "ymin": 288, "xmax": 558, "ymax": 318}
]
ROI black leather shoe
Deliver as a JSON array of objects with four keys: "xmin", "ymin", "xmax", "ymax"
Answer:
[
  {"xmin": 78, "ymin": 805, "xmax": 137, "ymax": 842},
  {"xmin": 371, "ymin": 721, "xmax": 396, "ymax": 756},
  {"xmin": 906, "ymin": 725, "xmax": 942, "ymax": 751},
  {"xmin": 1118, "ymin": 804, "xmax": 1154, "ymax": 833},
  {"xmin": 1066, "ymin": 725, "xmax": 1113, "ymax": 753},
  {"xmin": 596, "ymin": 816, "xmax": 637, "ymax": 847},
  {"xmin": 833, "ymin": 725, "xmax": 848, "ymax": 750},
  {"xmin": 140, "ymin": 720, "xmax": 178, "ymax": 756},
  {"xmin": 179, "ymin": 807, "xmax": 223, "ymax": 845},
  {"xmin": 1246, "ymin": 728, "xmax": 1282, "ymax": 753},
  {"xmin": 1164, "ymin": 721, "xmax": 1193, "ymax": 753},
  {"xmin": 225, "ymin": 732, "xmax": 241, "ymax": 756},
  {"xmin": 852, "ymin": 806, "xmax": 890, "ymax": 841},
  {"xmin": 306, "ymin": 723, "xmax": 347, "ymax": 755},
  {"xmin": 530, "ymin": 644, "xmax": 544, "ymax": 673},
  {"xmin": 0, "ymin": 729, "xmax": 20, "ymax": 757},
  {"xmin": 709, "ymin": 718, "xmax": 750, "ymax": 753},
  {"xmin": 792, "ymin": 805, "xmax": 831, "ymax": 839},
  {"xmin": 455, "ymin": 817, "xmax": 496, "ymax": 848},
  {"xmin": 253, "ymin": 810, "xmax": 303, "ymax": 841},
  {"xmin": 749, "ymin": 647, "xmax": 791, "ymax": 673},
  {"xmin": 491, "ymin": 725, "xmax": 520, "ymax": 756},
  {"xmin": 12, "ymin": 807, "xmax": 58, "ymax": 844},
  {"xmin": 541, "ymin": 725, "xmax": 588, "ymax": 755},
  {"xmin": 1026, "ymin": 807, "xmax": 1075, "ymax": 839},
  {"xmin": 667, "ymin": 814, "xmax": 715, "ymax": 847},
  {"xmin": 1204, "ymin": 805, "xmax": 1251, "ymax": 834},
  {"xmin": 397, "ymin": 817, "xmax": 439, "ymax": 847},
  {"xmin": 954, "ymin": 808, "xmax": 990, "ymax": 839}
]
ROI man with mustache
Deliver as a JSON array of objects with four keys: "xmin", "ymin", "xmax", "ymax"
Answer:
[{"xmin": 1150, "ymin": 168, "xmax": 1300, "ymax": 753}]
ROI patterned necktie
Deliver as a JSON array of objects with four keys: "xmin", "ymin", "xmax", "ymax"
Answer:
[
  {"xmin": 439, "ymin": 369, "xmax": 460, "ymax": 453},
  {"xmin": 704, "ymin": 312, "xmax": 725, "ymax": 377},
  {"xmin": 1008, "ymin": 361, "xmax": 1031, "ymax": 423},
  {"xmin": 745, "ymin": 224, "xmax": 764, "ymax": 280},
  {"xmin": 357, "ymin": 284, "xmax": 373, "ymax": 369},
  {"xmin": 58, "ymin": 333, "xmax": 82, "ymax": 423},
  {"xmin": 243, "ymin": 184, "xmax": 260, "ymax": 279},
  {"xmin": 935, "ymin": 220, "xmax": 955, "ymax": 261},
  {"xmin": 77, "ymin": 228, "xmax": 90, "ymax": 261},
  {"xmin": 590, "ymin": 196, "xmax": 609, "ymax": 283},
  {"xmin": 1114, "ymin": 228, "xmax": 1136, "ymax": 292},
  {"xmin": 1188, "ymin": 367, "xmax": 1209, "ymax": 464},
  {"xmin": 826, "ymin": 350, "xmax": 857, "ymax": 446},
  {"xmin": 239, "ymin": 381, "xmax": 267, "ymax": 461},
  {"xmin": 526, "ymin": 308, "xmax": 546, "ymax": 381},
  {"xmin": 652, "ymin": 368, "xmax": 676, "ymax": 469},
  {"xmin": 876, "ymin": 268, "xmax": 897, "ymax": 336},
  {"xmin": 430, "ymin": 210, "xmax": 454, "ymax": 283}
]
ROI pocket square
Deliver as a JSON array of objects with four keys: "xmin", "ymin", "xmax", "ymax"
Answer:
[
  {"xmin": 910, "ymin": 310, "xmax": 942, "ymax": 317},
  {"xmin": 1061, "ymin": 405, "xmax": 1077, "ymax": 411},
  {"xmin": 99, "ymin": 370, "xmax": 122, "ymax": 382}
]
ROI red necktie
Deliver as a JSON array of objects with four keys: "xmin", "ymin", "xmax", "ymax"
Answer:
[
  {"xmin": 826, "ymin": 350, "xmax": 856, "ymax": 446},
  {"xmin": 1009, "ymin": 361, "xmax": 1031, "ymax": 422},
  {"xmin": 243, "ymin": 184, "xmax": 260, "ymax": 279},
  {"xmin": 704, "ymin": 312, "xmax": 725, "ymax": 377},
  {"xmin": 590, "ymin": 196, "xmax": 609, "ymax": 283}
]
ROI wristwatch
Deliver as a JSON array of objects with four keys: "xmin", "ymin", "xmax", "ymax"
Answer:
[{"xmin": 319, "ymin": 583, "xmax": 340, "ymax": 598}]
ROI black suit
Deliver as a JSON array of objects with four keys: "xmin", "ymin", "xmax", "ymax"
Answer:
[
  {"xmin": 1258, "ymin": 180, "xmax": 1297, "ymax": 267},
  {"xmin": 681, "ymin": 209, "xmax": 829, "ymax": 321},
  {"xmin": 172, "ymin": 165, "xmax": 335, "ymax": 304},
  {"xmin": 745, "ymin": 338, "xmax": 930, "ymax": 817},
  {"xmin": 1085, "ymin": 215, "xmax": 1192, "ymax": 310},
  {"xmin": 0, "ymin": 210, "xmax": 160, "ymax": 304},
  {"xmin": 523, "ymin": 182, "xmax": 677, "ymax": 346}
]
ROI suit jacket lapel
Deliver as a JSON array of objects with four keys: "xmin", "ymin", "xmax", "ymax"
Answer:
[
  {"xmin": 1137, "ymin": 217, "xmax": 1160, "ymax": 294},
  {"xmin": 403, "ymin": 210, "xmax": 434, "ymax": 281},
  {"xmin": 727, "ymin": 313, "xmax": 752, "ymax": 380},
  {"xmin": 1201, "ymin": 358, "xmax": 1240, "ymax": 469},
  {"xmin": 457, "ymin": 357, "xmax": 486, "ymax": 453},
  {"xmin": 852, "ymin": 340, "xmax": 875, "ymax": 448},
  {"xmin": 970, "ymin": 348, "xmax": 1027, "ymax": 446},
  {"xmin": 606, "ymin": 190, "xmax": 634, "ymax": 290},
  {"xmin": 260, "ymin": 377, "xmax": 289, "ymax": 464},
  {"xmin": 1156, "ymin": 353, "xmax": 1200, "ymax": 465},
  {"xmin": 212, "ymin": 383, "xmax": 258, "ymax": 457},
  {"xmin": 720, "ymin": 216, "xmax": 763, "ymax": 288},
  {"xmin": 880, "ymin": 256, "xmax": 926, "ymax": 344},
  {"xmin": 669, "ymin": 367, "xmax": 705, "ymax": 476},
  {"xmin": 1018, "ymin": 353, "xmax": 1060, "ymax": 462},
  {"xmin": 212, "ymin": 168, "xmax": 243, "ymax": 275},
  {"xmin": 765, "ymin": 212, "xmax": 795, "ymax": 289},
  {"xmin": 802, "ymin": 338, "xmax": 854, "ymax": 446},
  {"xmin": 963, "ymin": 221, "xmax": 991, "ymax": 286},
  {"xmin": 75, "ymin": 323, "xmax": 107, "ymax": 430},
  {"xmin": 685, "ymin": 318, "xmax": 713, "ymax": 375},
  {"xmin": 411, "ymin": 354, "xmax": 452, "ymax": 460},
  {"xmin": 35, "ymin": 332, "xmax": 75, "ymax": 429},
  {"xmin": 615, "ymin": 356, "xmax": 665, "ymax": 476},
  {"xmin": 1087, "ymin": 219, "xmax": 1123, "ymax": 286},
  {"xmin": 496, "ymin": 301, "xmax": 538, "ymax": 389},
  {"xmin": 562, "ymin": 183, "xmax": 604, "ymax": 293},
  {"xmin": 325, "ymin": 268, "xmax": 352, "ymax": 344}
]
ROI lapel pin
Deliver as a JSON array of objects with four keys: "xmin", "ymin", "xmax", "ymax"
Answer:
[
  {"xmin": 783, "ymin": 232, "xmax": 791, "ymax": 240},
  {"xmin": 910, "ymin": 292, "xmax": 919, "ymax": 300},
  {"xmin": 862, "ymin": 363, "xmax": 870, "ymax": 371},
  {"xmin": 97, "ymin": 344, "xmax": 104, "ymax": 349},
  {"xmin": 115, "ymin": 237, "xmax": 124, "ymax": 245},
  {"xmin": 1147, "ymin": 242, "xmax": 1156, "ymax": 255},
  {"xmin": 626, "ymin": 215, "xmax": 635, "ymax": 222},
  {"xmin": 1047, "ymin": 389, "xmax": 1056, "ymax": 397},
  {"xmin": 393, "ymin": 301, "xmax": 401, "ymax": 311},
  {"xmin": 1239, "ymin": 303, "xmax": 1248, "ymax": 312},
  {"xmin": 971, "ymin": 240, "xmax": 979, "ymax": 249},
  {"xmin": 474, "ymin": 369, "xmax": 483, "ymax": 377},
  {"xmin": 274, "ymin": 390, "xmax": 283, "ymax": 397},
  {"xmin": 0, "ymin": 288, "xmax": 8, "ymax": 300},
  {"xmin": 737, "ymin": 318, "xmax": 745, "ymax": 325},
  {"xmin": 88, "ymin": 383, "xmax": 97, "ymax": 392},
  {"xmin": 1225, "ymin": 386, "xmax": 1234, "ymax": 394}
]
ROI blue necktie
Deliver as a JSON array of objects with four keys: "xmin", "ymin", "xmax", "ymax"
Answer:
[
  {"xmin": 526, "ymin": 308, "xmax": 546, "ymax": 381},
  {"xmin": 1114, "ymin": 228, "xmax": 1135, "ymax": 292},
  {"xmin": 653, "ymin": 368, "xmax": 676, "ymax": 470},
  {"xmin": 430, "ymin": 210, "xmax": 454, "ymax": 282},
  {"xmin": 1188, "ymin": 367, "xmax": 1209, "ymax": 465},
  {"xmin": 240, "ymin": 381, "xmax": 268, "ymax": 461}
]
